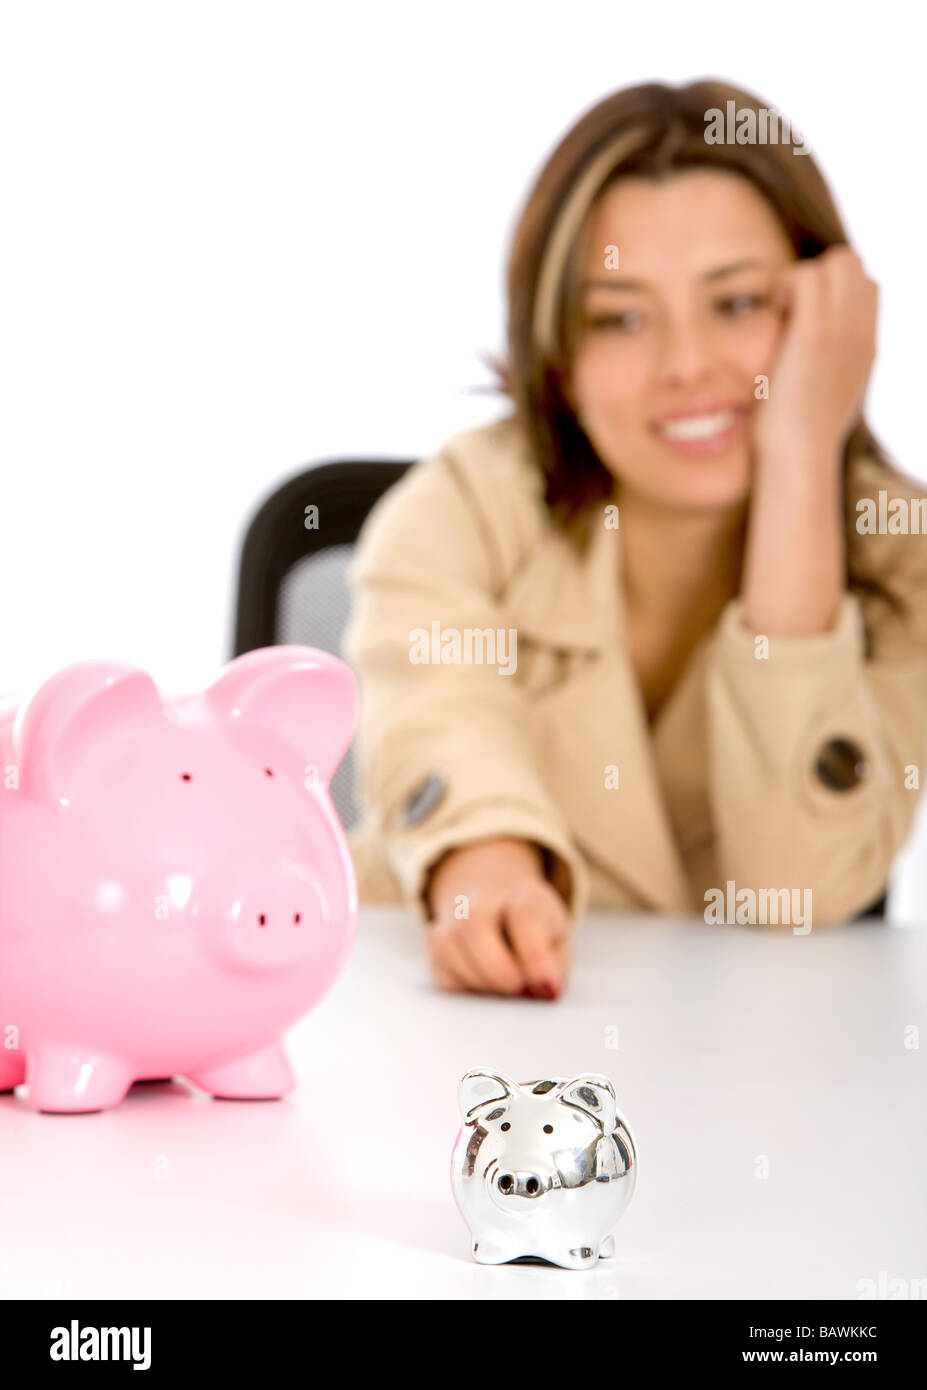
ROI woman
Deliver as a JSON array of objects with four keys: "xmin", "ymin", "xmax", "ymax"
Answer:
[{"xmin": 341, "ymin": 79, "xmax": 927, "ymax": 998}]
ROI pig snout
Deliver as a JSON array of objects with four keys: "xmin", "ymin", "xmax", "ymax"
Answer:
[
  {"xmin": 218, "ymin": 858, "xmax": 330, "ymax": 969},
  {"xmin": 495, "ymin": 1169, "xmax": 551, "ymax": 1200}
]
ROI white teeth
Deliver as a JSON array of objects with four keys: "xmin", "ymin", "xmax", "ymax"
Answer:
[{"xmin": 655, "ymin": 409, "xmax": 737, "ymax": 441}]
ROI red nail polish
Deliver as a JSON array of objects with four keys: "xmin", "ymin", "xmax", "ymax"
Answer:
[
  {"xmin": 520, "ymin": 987, "xmax": 534, "ymax": 998},
  {"xmin": 539, "ymin": 980, "xmax": 558, "ymax": 1001}
]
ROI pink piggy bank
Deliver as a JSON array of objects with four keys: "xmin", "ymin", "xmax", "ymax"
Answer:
[{"xmin": 0, "ymin": 645, "xmax": 358, "ymax": 1113}]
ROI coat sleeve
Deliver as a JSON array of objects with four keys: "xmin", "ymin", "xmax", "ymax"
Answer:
[
  {"xmin": 340, "ymin": 449, "xmax": 590, "ymax": 927},
  {"xmin": 705, "ymin": 529, "xmax": 927, "ymax": 925}
]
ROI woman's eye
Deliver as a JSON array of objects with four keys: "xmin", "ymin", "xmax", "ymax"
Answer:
[
  {"xmin": 584, "ymin": 296, "xmax": 770, "ymax": 333},
  {"xmin": 586, "ymin": 312, "xmax": 642, "ymax": 333},
  {"xmin": 717, "ymin": 293, "xmax": 770, "ymax": 316}
]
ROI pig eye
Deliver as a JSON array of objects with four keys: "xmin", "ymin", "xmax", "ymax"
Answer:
[
  {"xmin": 500, "ymin": 1122, "xmax": 511, "ymax": 1132},
  {"xmin": 543, "ymin": 1124, "xmax": 553, "ymax": 1134},
  {"xmin": 294, "ymin": 913, "xmax": 301, "ymax": 924},
  {"xmin": 264, "ymin": 767, "xmax": 275, "ymax": 777},
  {"xmin": 180, "ymin": 773, "xmax": 193, "ymax": 781}
]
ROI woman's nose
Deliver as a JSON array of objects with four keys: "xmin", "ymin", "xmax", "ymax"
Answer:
[{"xmin": 655, "ymin": 320, "xmax": 715, "ymax": 385}]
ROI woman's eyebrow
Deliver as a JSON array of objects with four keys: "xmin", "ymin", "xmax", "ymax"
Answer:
[
  {"xmin": 581, "ymin": 259, "xmax": 770, "ymax": 293},
  {"xmin": 703, "ymin": 258, "xmax": 770, "ymax": 282}
]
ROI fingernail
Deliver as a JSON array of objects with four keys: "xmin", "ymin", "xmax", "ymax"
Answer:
[
  {"xmin": 520, "ymin": 987, "xmax": 534, "ymax": 998},
  {"xmin": 539, "ymin": 980, "xmax": 558, "ymax": 1001}
]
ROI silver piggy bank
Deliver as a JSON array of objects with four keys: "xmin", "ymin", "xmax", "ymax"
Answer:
[{"xmin": 451, "ymin": 1067, "xmax": 637, "ymax": 1269}]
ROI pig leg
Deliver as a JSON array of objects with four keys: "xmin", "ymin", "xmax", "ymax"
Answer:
[
  {"xmin": 0, "ymin": 1050, "xmax": 26, "ymax": 1093},
  {"xmin": 185, "ymin": 1041, "xmax": 294, "ymax": 1099},
  {"xmin": 553, "ymin": 1244, "xmax": 599, "ymax": 1270},
  {"xmin": 26, "ymin": 1044, "xmax": 135, "ymax": 1113},
  {"xmin": 471, "ymin": 1237, "xmax": 525, "ymax": 1265}
]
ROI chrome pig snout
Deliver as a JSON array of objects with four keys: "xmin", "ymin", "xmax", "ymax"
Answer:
[{"xmin": 496, "ymin": 1169, "xmax": 551, "ymax": 1199}]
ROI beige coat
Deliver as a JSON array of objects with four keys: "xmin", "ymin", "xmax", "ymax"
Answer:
[{"xmin": 341, "ymin": 413, "xmax": 927, "ymax": 927}]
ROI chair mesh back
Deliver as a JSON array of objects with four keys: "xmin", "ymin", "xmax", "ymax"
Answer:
[{"xmin": 275, "ymin": 544, "xmax": 360, "ymax": 830}]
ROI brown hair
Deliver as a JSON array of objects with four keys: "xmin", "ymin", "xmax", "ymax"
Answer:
[{"xmin": 484, "ymin": 78, "xmax": 898, "ymax": 553}]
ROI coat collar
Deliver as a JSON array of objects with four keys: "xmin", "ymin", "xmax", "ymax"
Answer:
[
  {"xmin": 502, "ymin": 499, "xmax": 621, "ymax": 651},
  {"xmin": 504, "ymin": 504, "xmax": 703, "ymax": 913}
]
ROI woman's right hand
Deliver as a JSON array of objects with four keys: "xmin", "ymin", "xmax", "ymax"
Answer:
[{"xmin": 423, "ymin": 836, "xmax": 572, "ymax": 998}]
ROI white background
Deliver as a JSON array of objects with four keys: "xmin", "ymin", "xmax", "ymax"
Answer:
[{"xmin": 1, "ymin": 0, "xmax": 925, "ymax": 692}]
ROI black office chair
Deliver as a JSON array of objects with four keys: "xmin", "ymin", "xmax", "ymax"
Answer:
[
  {"xmin": 232, "ymin": 458, "xmax": 414, "ymax": 832},
  {"xmin": 231, "ymin": 455, "xmax": 887, "ymax": 919}
]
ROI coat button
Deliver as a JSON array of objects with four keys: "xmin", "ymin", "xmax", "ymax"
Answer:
[
  {"xmin": 814, "ymin": 738, "xmax": 871, "ymax": 791},
  {"xmin": 402, "ymin": 772, "xmax": 446, "ymax": 825}
]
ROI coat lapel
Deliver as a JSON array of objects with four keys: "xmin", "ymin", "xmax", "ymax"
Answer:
[{"xmin": 504, "ymin": 508, "xmax": 699, "ymax": 913}]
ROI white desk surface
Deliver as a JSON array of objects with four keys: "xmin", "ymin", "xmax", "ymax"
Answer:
[{"xmin": 1, "ymin": 908, "xmax": 924, "ymax": 1301}]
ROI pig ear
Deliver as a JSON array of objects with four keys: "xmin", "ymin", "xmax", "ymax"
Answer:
[
  {"xmin": 205, "ymin": 645, "xmax": 358, "ymax": 785},
  {"xmin": 556, "ymin": 1074, "xmax": 617, "ymax": 1132},
  {"xmin": 14, "ymin": 661, "xmax": 163, "ymax": 804},
  {"xmin": 458, "ymin": 1069, "xmax": 516, "ymax": 1122}
]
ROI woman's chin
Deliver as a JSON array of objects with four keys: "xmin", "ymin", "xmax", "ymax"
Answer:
[
  {"xmin": 673, "ymin": 472, "xmax": 751, "ymax": 511},
  {"xmin": 627, "ymin": 455, "xmax": 752, "ymax": 512},
  {"xmin": 597, "ymin": 437, "xmax": 754, "ymax": 511}
]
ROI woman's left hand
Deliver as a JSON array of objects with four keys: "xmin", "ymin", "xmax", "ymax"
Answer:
[{"xmin": 754, "ymin": 245, "xmax": 879, "ymax": 459}]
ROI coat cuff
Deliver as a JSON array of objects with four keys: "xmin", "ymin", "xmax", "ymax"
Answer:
[
  {"xmin": 716, "ymin": 590, "xmax": 864, "ymax": 666},
  {"xmin": 385, "ymin": 802, "xmax": 590, "ymax": 928}
]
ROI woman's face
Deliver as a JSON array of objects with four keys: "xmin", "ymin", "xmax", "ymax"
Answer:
[{"xmin": 566, "ymin": 168, "xmax": 796, "ymax": 511}]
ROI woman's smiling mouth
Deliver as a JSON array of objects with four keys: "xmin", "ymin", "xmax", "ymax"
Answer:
[{"xmin": 651, "ymin": 404, "xmax": 747, "ymax": 454}]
